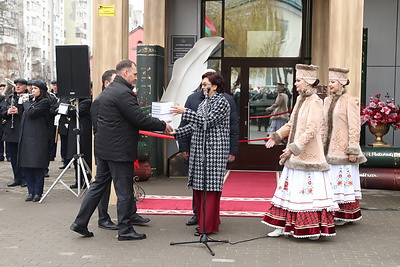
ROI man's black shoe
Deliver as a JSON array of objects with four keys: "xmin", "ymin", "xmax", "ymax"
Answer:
[
  {"xmin": 25, "ymin": 194, "xmax": 34, "ymax": 202},
  {"xmin": 70, "ymin": 223, "xmax": 94, "ymax": 237},
  {"xmin": 7, "ymin": 181, "xmax": 21, "ymax": 187},
  {"xmin": 118, "ymin": 231, "xmax": 147, "ymax": 241},
  {"xmin": 20, "ymin": 182, "xmax": 27, "ymax": 187},
  {"xmin": 131, "ymin": 215, "xmax": 150, "ymax": 225},
  {"xmin": 70, "ymin": 183, "xmax": 78, "ymax": 189},
  {"xmin": 98, "ymin": 220, "xmax": 118, "ymax": 230},
  {"xmin": 44, "ymin": 170, "xmax": 49, "ymax": 177},
  {"xmin": 186, "ymin": 215, "xmax": 198, "ymax": 226}
]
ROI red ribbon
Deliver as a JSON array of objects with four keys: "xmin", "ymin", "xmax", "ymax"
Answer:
[
  {"xmin": 139, "ymin": 130, "xmax": 175, "ymax": 139},
  {"xmin": 139, "ymin": 130, "xmax": 270, "ymax": 143},
  {"xmin": 249, "ymin": 110, "xmax": 292, "ymax": 119},
  {"xmin": 238, "ymin": 137, "xmax": 270, "ymax": 143}
]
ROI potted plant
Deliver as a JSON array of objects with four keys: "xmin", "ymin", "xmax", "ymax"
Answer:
[{"xmin": 360, "ymin": 94, "xmax": 400, "ymax": 147}]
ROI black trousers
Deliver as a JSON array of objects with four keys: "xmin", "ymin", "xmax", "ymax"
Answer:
[
  {"xmin": 7, "ymin": 142, "xmax": 25, "ymax": 183},
  {"xmin": 97, "ymin": 181, "xmax": 138, "ymax": 222},
  {"xmin": 73, "ymin": 158, "xmax": 135, "ymax": 236},
  {"xmin": 24, "ymin": 167, "xmax": 45, "ymax": 195}
]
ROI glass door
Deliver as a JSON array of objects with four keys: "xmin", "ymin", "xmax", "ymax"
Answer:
[{"xmin": 222, "ymin": 59, "xmax": 297, "ymax": 170}]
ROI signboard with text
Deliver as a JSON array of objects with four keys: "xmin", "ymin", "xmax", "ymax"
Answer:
[{"xmin": 170, "ymin": 35, "xmax": 197, "ymax": 64}]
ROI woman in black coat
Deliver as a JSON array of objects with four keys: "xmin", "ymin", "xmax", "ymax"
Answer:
[{"xmin": 18, "ymin": 80, "xmax": 50, "ymax": 202}]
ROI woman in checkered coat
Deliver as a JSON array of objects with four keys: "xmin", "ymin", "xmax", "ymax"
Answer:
[
  {"xmin": 263, "ymin": 64, "xmax": 338, "ymax": 240},
  {"xmin": 171, "ymin": 71, "xmax": 230, "ymax": 236}
]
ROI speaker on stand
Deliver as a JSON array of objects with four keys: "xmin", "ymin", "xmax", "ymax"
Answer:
[{"xmin": 40, "ymin": 45, "xmax": 92, "ymax": 202}]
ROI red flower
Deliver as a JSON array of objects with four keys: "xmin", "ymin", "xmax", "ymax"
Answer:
[{"xmin": 361, "ymin": 93, "xmax": 400, "ymax": 129}]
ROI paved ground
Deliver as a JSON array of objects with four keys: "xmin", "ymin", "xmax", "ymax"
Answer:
[{"xmin": 0, "ymin": 155, "xmax": 400, "ymax": 266}]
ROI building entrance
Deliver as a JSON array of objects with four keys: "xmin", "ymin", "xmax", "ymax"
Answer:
[{"xmin": 222, "ymin": 58, "xmax": 300, "ymax": 171}]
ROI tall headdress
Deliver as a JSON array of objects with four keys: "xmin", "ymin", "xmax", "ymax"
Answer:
[
  {"xmin": 328, "ymin": 67, "xmax": 349, "ymax": 85},
  {"xmin": 295, "ymin": 64, "xmax": 319, "ymax": 85}
]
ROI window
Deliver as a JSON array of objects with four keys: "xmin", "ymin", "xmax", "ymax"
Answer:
[{"xmin": 203, "ymin": 0, "xmax": 304, "ymax": 58}]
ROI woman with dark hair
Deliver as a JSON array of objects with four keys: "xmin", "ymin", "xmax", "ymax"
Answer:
[
  {"xmin": 323, "ymin": 67, "xmax": 367, "ymax": 225},
  {"xmin": 18, "ymin": 80, "xmax": 51, "ymax": 202},
  {"xmin": 171, "ymin": 71, "xmax": 230, "ymax": 236},
  {"xmin": 263, "ymin": 64, "xmax": 338, "ymax": 240}
]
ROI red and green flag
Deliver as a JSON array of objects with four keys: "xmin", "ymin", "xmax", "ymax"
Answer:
[{"xmin": 205, "ymin": 16, "xmax": 216, "ymax": 36}]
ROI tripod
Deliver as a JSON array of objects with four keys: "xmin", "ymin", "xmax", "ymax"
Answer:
[
  {"xmin": 40, "ymin": 99, "xmax": 92, "ymax": 203},
  {"xmin": 170, "ymin": 89, "xmax": 229, "ymax": 256}
]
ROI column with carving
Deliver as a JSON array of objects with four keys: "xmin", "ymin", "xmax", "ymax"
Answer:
[{"xmin": 136, "ymin": 45, "xmax": 165, "ymax": 178}]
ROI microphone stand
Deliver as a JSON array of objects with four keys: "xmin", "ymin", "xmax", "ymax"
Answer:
[{"xmin": 170, "ymin": 87, "xmax": 229, "ymax": 256}]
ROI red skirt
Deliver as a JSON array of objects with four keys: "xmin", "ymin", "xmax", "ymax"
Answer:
[
  {"xmin": 193, "ymin": 190, "xmax": 221, "ymax": 234},
  {"xmin": 334, "ymin": 200, "xmax": 362, "ymax": 221},
  {"xmin": 262, "ymin": 205, "xmax": 336, "ymax": 238}
]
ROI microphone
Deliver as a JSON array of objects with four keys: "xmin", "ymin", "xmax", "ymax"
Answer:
[{"xmin": 206, "ymin": 87, "xmax": 211, "ymax": 95}]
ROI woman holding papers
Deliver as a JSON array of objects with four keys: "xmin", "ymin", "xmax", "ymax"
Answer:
[{"xmin": 170, "ymin": 71, "xmax": 230, "ymax": 236}]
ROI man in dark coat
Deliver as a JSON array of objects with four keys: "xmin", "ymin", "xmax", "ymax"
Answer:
[
  {"xmin": 52, "ymin": 80, "xmax": 70, "ymax": 169},
  {"xmin": 70, "ymin": 59, "xmax": 172, "ymax": 241},
  {"xmin": 1, "ymin": 78, "xmax": 28, "ymax": 187},
  {"xmin": 94, "ymin": 69, "xmax": 151, "ymax": 231},
  {"xmin": 45, "ymin": 91, "xmax": 59, "ymax": 177},
  {"xmin": 178, "ymin": 71, "xmax": 239, "ymax": 226}
]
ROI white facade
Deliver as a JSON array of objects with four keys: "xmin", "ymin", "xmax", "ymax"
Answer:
[
  {"xmin": 23, "ymin": 0, "xmax": 53, "ymax": 80},
  {"xmin": 0, "ymin": 0, "xmax": 21, "ymax": 81},
  {"xmin": 64, "ymin": 0, "xmax": 92, "ymax": 47}
]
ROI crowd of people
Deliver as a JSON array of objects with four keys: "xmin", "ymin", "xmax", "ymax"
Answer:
[
  {"xmin": 0, "ymin": 78, "xmax": 57, "ymax": 201},
  {"xmin": 1, "ymin": 60, "xmax": 365, "ymax": 242}
]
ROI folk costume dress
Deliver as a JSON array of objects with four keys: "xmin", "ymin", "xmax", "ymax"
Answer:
[
  {"xmin": 175, "ymin": 92, "xmax": 230, "ymax": 234},
  {"xmin": 262, "ymin": 88, "xmax": 339, "ymax": 238},
  {"xmin": 323, "ymin": 88, "xmax": 367, "ymax": 223}
]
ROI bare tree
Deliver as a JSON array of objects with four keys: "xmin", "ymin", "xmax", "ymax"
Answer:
[{"xmin": 0, "ymin": 0, "xmax": 21, "ymax": 81}]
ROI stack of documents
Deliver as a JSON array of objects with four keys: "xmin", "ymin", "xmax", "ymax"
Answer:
[{"xmin": 152, "ymin": 102, "xmax": 174, "ymax": 128}]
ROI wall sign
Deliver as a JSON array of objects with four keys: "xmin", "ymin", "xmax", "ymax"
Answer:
[
  {"xmin": 170, "ymin": 35, "xmax": 197, "ymax": 64},
  {"xmin": 98, "ymin": 5, "xmax": 115, "ymax": 17}
]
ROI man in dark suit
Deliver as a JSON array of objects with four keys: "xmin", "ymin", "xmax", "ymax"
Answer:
[
  {"xmin": 1, "ymin": 78, "xmax": 28, "ymax": 187},
  {"xmin": 178, "ymin": 70, "xmax": 239, "ymax": 226},
  {"xmin": 51, "ymin": 80, "xmax": 70, "ymax": 169},
  {"xmin": 70, "ymin": 59, "xmax": 172, "ymax": 241}
]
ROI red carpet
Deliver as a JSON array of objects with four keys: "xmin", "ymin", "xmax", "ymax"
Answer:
[{"xmin": 137, "ymin": 171, "xmax": 277, "ymax": 217}]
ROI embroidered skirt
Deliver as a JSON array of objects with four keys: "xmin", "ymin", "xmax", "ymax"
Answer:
[
  {"xmin": 327, "ymin": 164, "xmax": 362, "ymax": 222},
  {"xmin": 262, "ymin": 167, "xmax": 338, "ymax": 238}
]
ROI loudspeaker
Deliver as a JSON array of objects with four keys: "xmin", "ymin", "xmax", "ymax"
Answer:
[{"xmin": 56, "ymin": 45, "xmax": 91, "ymax": 98}]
